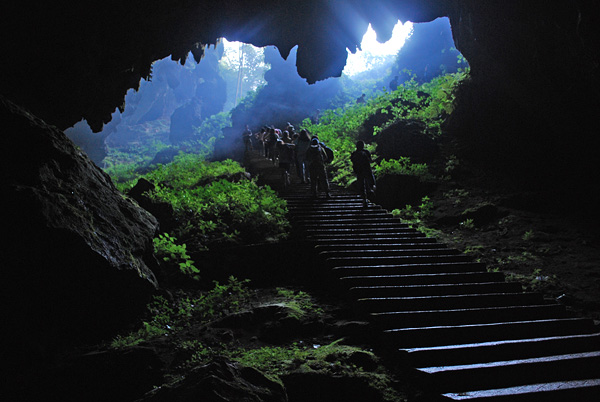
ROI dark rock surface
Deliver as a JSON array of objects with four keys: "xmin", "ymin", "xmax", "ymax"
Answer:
[
  {"xmin": 374, "ymin": 119, "xmax": 439, "ymax": 163},
  {"xmin": 1, "ymin": 95, "xmax": 160, "ymax": 372},
  {"xmin": 138, "ymin": 358, "xmax": 288, "ymax": 402}
]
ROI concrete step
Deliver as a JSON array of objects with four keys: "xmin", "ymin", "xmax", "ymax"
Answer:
[
  {"xmin": 289, "ymin": 208, "xmax": 388, "ymax": 215},
  {"xmin": 288, "ymin": 206, "xmax": 384, "ymax": 214},
  {"xmin": 339, "ymin": 271, "xmax": 505, "ymax": 287},
  {"xmin": 383, "ymin": 317, "xmax": 596, "ymax": 348},
  {"xmin": 350, "ymin": 281, "xmax": 523, "ymax": 298},
  {"xmin": 304, "ymin": 227, "xmax": 414, "ymax": 236},
  {"xmin": 403, "ymin": 332, "xmax": 600, "ymax": 367},
  {"xmin": 358, "ymin": 292, "xmax": 544, "ymax": 313},
  {"xmin": 441, "ymin": 378, "xmax": 600, "ymax": 401},
  {"xmin": 296, "ymin": 217, "xmax": 404, "ymax": 226},
  {"xmin": 302, "ymin": 223, "xmax": 411, "ymax": 232},
  {"xmin": 326, "ymin": 254, "xmax": 474, "ymax": 267},
  {"xmin": 315, "ymin": 242, "xmax": 447, "ymax": 252},
  {"xmin": 311, "ymin": 237, "xmax": 438, "ymax": 246},
  {"xmin": 333, "ymin": 262, "xmax": 488, "ymax": 277},
  {"xmin": 419, "ymin": 351, "xmax": 600, "ymax": 394},
  {"xmin": 372, "ymin": 304, "xmax": 569, "ymax": 330},
  {"xmin": 307, "ymin": 231, "xmax": 427, "ymax": 240},
  {"xmin": 320, "ymin": 248, "xmax": 460, "ymax": 260}
]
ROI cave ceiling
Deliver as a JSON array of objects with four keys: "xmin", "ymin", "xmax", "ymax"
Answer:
[
  {"xmin": 1, "ymin": 1, "xmax": 598, "ymax": 135},
  {"xmin": 0, "ymin": 0, "xmax": 449, "ymax": 131}
]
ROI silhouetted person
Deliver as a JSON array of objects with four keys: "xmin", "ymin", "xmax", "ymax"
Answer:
[
  {"xmin": 356, "ymin": 93, "xmax": 366, "ymax": 104},
  {"xmin": 305, "ymin": 137, "xmax": 330, "ymax": 198},
  {"xmin": 257, "ymin": 127, "xmax": 267, "ymax": 156},
  {"xmin": 276, "ymin": 139, "xmax": 295, "ymax": 187},
  {"xmin": 242, "ymin": 125, "xmax": 253, "ymax": 151},
  {"xmin": 351, "ymin": 140, "xmax": 375, "ymax": 206},
  {"xmin": 294, "ymin": 129, "xmax": 311, "ymax": 184},
  {"xmin": 265, "ymin": 127, "xmax": 279, "ymax": 162}
]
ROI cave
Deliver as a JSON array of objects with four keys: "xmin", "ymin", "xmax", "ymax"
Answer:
[
  {"xmin": 2, "ymin": 1, "xmax": 598, "ymax": 198},
  {"xmin": 2, "ymin": 1, "xmax": 599, "ymax": 400}
]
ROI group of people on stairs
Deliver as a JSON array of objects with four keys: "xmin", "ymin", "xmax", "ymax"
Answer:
[{"xmin": 242, "ymin": 123, "xmax": 375, "ymax": 204}]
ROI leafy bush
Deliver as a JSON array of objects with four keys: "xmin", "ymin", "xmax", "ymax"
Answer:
[
  {"xmin": 141, "ymin": 153, "xmax": 289, "ymax": 247},
  {"xmin": 275, "ymin": 288, "xmax": 324, "ymax": 319},
  {"xmin": 153, "ymin": 233, "xmax": 200, "ymax": 280},
  {"xmin": 375, "ymin": 157, "xmax": 433, "ymax": 181}
]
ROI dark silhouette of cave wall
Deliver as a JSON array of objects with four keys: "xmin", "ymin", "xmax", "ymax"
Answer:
[
  {"xmin": 446, "ymin": 1, "xmax": 599, "ymax": 198},
  {"xmin": 1, "ymin": 1, "xmax": 598, "ymax": 192}
]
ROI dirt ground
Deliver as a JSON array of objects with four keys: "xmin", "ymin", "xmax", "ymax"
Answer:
[{"xmin": 418, "ymin": 171, "xmax": 600, "ymax": 323}]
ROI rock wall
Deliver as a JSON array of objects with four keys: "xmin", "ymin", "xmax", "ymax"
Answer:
[
  {"xmin": 1, "ymin": 95, "xmax": 159, "ymax": 370},
  {"xmin": 445, "ymin": 1, "xmax": 599, "ymax": 197}
]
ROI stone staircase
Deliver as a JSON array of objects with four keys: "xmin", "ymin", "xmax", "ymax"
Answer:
[{"xmin": 278, "ymin": 181, "xmax": 600, "ymax": 401}]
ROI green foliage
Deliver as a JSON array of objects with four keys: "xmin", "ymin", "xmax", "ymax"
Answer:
[
  {"xmin": 522, "ymin": 230, "xmax": 534, "ymax": 241},
  {"xmin": 111, "ymin": 276, "xmax": 252, "ymax": 348},
  {"xmin": 230, "ymin": 340, "xmax": 401, "ymax": 401},
  {"xmin": 300, "ymin": 70, "xmax": 469, "ymax": 188},
  {"xmin": 443, "ymin": 188, "xmax": 469, "ymax": 206},
  {"xmin": 275, "ymin": 288, "xmax": 324, "ymax": 319},
  {"xmin": 391, "ymin": 196, "xmax": 438, "ymax": 237},
  {"xmin": 459, "ymin": 218, "xmax": 475, "ymax": 230},
  {"xmin": 153, "ymin": 233, "xmax": 200, "ymax": 279},
  {"xmin": 391, "ymin": 196, "xmax": 433, "ymax": 224},
  {"xmin": 188, "ymin": 111, "xmax": 231, "ymax": 151},
  {"xmin": 375, "ymin": 157, "xmax": 433, "ymax": 181},
  {"xmin": 142, "ymin": 153, "xmax": 289, "ymax": 246},
  {"xmin": 144, "ymin": 153, "xmax": 244, "ymax": 188},
  {"xmin": 104, "ymin": 140, "xmax": 171, "ymax": 191}
]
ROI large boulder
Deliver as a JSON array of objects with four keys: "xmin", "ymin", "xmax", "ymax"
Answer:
[
  {"xmin": 374, "ymin": 119, "xmax": 439, "ymax": 163},
  {"xmin": 1, "ymin": 95, "xmax": 160, "ymax": 371}
]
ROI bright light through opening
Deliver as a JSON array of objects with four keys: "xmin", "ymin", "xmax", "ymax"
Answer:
[{"xmin": 344, "ymin": 21, "xmax": 413, "ymax": 76}]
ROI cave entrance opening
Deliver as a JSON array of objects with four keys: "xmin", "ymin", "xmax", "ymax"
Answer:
[{"xmin": 65, "ymin": 17, "xmax": 467, "ymax": 173}]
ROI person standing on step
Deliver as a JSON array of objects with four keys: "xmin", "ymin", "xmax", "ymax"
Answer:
[
  {"xmin": 242, "ymin": 125, "xmax": 253, "ymax": 152},
  {"xmin": 294, "ymin": 129, "xmax": 312, "ymax": 184},
  {"xmin": 265, "ymin": 127, "xmax": 279, "ymax": 163},
  {"xmin": 350, "ymin": 140, "xmax": 375, "ymax": 206},
  {"xmin": 276, "ymin": 139, "xmax": 295, "ymax": 189},
  {"xmin": 305, "ymin": 137, "xmax": 331, "ymax": 198}
]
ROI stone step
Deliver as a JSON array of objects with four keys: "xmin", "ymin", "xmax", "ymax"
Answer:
[
  {"xmin": 350, "ymin": 281, "xmax": 523, "ymax": 298},
  {"xmin": 302, "ymin": 223, "xmax": 411, "ymax": 232},
  {"xmin": 312, "ymin": 237, "xmax": 438, "ymax": 246},
  {"xmin": 284, "ymin": 194, "xmax": 361, "ymax": 200},
  {"xmin": 254, "ymin": 159, "xmax": 600, "ymax": 402},
  {"xmin": 441, "ymin": 378, "xmax": 600, "ymax": 401},
  {"xmin": 296, "ymin": 217, "xmax": 403, "ymax": 225},
  {"xmin": 307, "ymin": 231, "xmax": 427, "ymax": 240},
  {"xmin": 326, "ymin": 254, "xmax": 474, "ymax": 267},
  {"xmin": 287, "ymin": 200, "xmax": 370, "ymax": 207},
  {"xmin": 419, "ymin": 351, "xmax": 600, "ymax": 394},
  {"xmin": 289, "ymin": 209, "xmax": 389, "ymax": 216},
  {"xmin": 333, "ymin": 262, "xmax": 488, "ymax": 277},
  {"xmin": 315, "ymin": 242, "xmax": 447, "ymax": 252},
  {"xmin": 372, "ymin": 304, "xmax": 569, "ymax": 330},
  {"xmin": 358, "ymin": 292, "xmax": 544, "ymax": 313},
  {"xmin": 339, "ymin": 271, "xmax": 505, "ymax": 287},
  {"xmin": 320, "ymin": 248, "xmax": 460, "ymax": 259},
  {"xmin": 288, "ymin": 204, "xmax": 383, "ymax": 212},
  {"xmin": 304, "ymin": 226, "xmax": 413, "ymax": 236},
  {"xmin": 403, "ymin": 333, "xmax": 600, "ymax": 368},
  {"xmin": 382, "ymin": 317, "xmax": 596, "ymax": 348}
]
